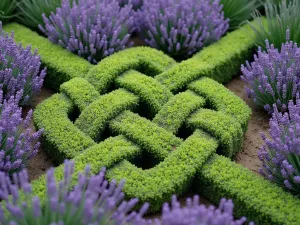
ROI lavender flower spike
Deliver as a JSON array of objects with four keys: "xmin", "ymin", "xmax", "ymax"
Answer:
[
  {"xmin": 154, "ymin": 195, "xmax": 254, "ymax": 225},
  {"xmin": 0, "ymin": 160, "xmax": 149, "ymax": 225},
  {"xmin": 0, "ymin": 22, "xmax": 46, "ymax": 106},
  {"xmin": 0, "ymin": 89, "xmax": 42, "ymax": 175},
  {"xmin": 241, "ymin": 29, "xmax": 300, "ymax": 114},
  {"xmin": 40, "ymin": 0, "xmax": 135, "ymax": 64},
  {"xmin": 137, "ymin": 0, "xmax": 229, "ymax": 59},
  {"xmin": 259, "ymin": 95, "xmax": 300, "ymax": 196}
]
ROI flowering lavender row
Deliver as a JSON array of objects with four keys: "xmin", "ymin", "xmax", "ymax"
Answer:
[
  {"xmin": 0, "ymin": 160, "xmax": 149, "ymax": 225},
  {"xmin": 241, "ymin": 29, "xmax": 300, "ymax": 114},
  {"xmin": 259, "ymin": 96, "xmax": 300, "ymax": 195},
  {"xmin": 40, "ymin": 0, "xmax": 135, "ymax": 64},
  {"xmin": 0, "ymin": 22, "xmax": 46, "ymax": 106},
  {"xmin": 0, "ymin": 89, "xmax": 42, "ymax": 175},
  {"xmin": 0, "ymin": 160, "xmax": 252, "ymax": 225},
  {"xmin": 154, "ymin": 196, "xmax": 253, "ymax": 225},
  {"xmin": 136, "ymin": 0, "xmax": 229, "ymax": 59}
]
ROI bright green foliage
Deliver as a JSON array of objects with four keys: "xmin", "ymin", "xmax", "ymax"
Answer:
[
  {"xmin": 31, "ymin": 135, "xmax": 141, "ymax": 200},
  {"xmin": 85, "ymin": 47, "xmax": 176, "ymax": 94},
  {"xmin": 153, "ymin": 91, "xmax": 205, "ymax": 134},
  {"xmin": 107, "ymin": 130, "xmax": 218, "ymax": 212},
  {"xmin": 156, "ymin": 23, "xmax": 256, "ymax": 91},
  {"xmin": 110, "ymin": 110, "xmax": 183, "ymax": 160},
  {"xmin": 220, "ymin": 0, "xmax": 260, "ymax": 29},
  {"xmin": 33, "ymin": 94, "xmax": 95, "ymax": 164},
  {"xmin": 187, "ymin": 109, "xmax": 243, "ymax": 158},
  {"xmin": 116, "ymin": 70, "xmax": 173, "ymax": 116},
  {"xmin": 251, "ymin": 0, "xmax": 300, "ymax": 50},
  {"xmin": 60, "ymin": 77, "xmax": 100, "ymax": 111},
  {"xmin": 188, "ymin": 77, "xmax": 251, "ymax": 132},
  {"xmin": 75, "ymin": 89, "xmax": 139, "ymax": 141},
  {"xmin": 0, "ymin": 0, "xmax": 17, "ymax": 22},
  {"xmin": 3, "ymin": 23, "xmax": 92, "ymax": 90},
  {"xmin": 5, "ymin": 21, "xmax": 257, "ymax": 91},
  {"xmin": 198, "ymin": 154, "xmax": 300, "ymax": 225}
]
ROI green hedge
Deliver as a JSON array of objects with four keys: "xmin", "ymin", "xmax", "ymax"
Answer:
[
  {"xmin": 156, "ymin": 23, "xmax": 256, "ymax": 92},
  {"xmin": 4, "ymin": 20, "xmax": 259, "ymax": 91},
  {"xmin": 198, "ymin": 155, "xmax": 300, "ymax": 225},
  {"xmin": 106, "ymin": 130, "xmax": 218, "ymax": 212},
  {"xmin": 3, "ymin": 23, "xmax": 92, "ymax": 90}
]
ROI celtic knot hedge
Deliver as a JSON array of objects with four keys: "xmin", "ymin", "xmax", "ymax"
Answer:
[{"xmin": 4, "ymin": 22, "xmax": 300, "ymax": 225}]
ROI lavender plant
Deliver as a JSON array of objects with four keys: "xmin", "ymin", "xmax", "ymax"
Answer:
[
  {"xmin": 0, "ymin": 0, "xmax": 17, "ymax": 23},
  {"xmin": 251, "ymin": 0, "xmax": 300, "ymax": 50},
  {"xmin": 136, "ymin": 0, "xmax": 229, "ymax": 59},
  {"xmin": 40, "ymin": 0, "xmax": 135, "ymax": 64},
  {"xmin": 154, "ymin": 195, "xmax": 253, "ymax": 225},
  {"xmin": 0, "ymin": 160, "xmax": 149, "ymax": 225},
  {"xmin": 0, "ymin": 22, "xmax": 46, "ymax": 105},
  {"xmin": 258, "ymin": 97, "xmax": 300, "ymax": 195},
  {"xmin": 241, "ymin": 29, "xmax": 300, "ymax": 113},
  {"xmin": 0, "ymin": 160, "xmax": 253, "ymax": 225},
  {"xmin": 0, "ymin": 89, "xmax": 42, "ymax": 175}
]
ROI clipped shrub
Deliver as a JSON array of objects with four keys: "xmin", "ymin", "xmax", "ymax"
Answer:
[
  {"xmin": 241, "ymin": 29, "xmax": 300, "ymax": 113},
  {"xmin": 258, "ymin": 97, "xmax": 300, "ymax": 195},
  {"xmin": 40, "ymin": 0, "xmax": 135, "ymax": 64},
  {"xmin": 136, "ymin": 0, "xmax": 229, "ymax": 59},
  {"xmin": 0, "ymin": 0, "xmax": 17, "ymax": 23},
  {"xmin": 251, "ymin": 0, "xmax": 300, "ymax": 50},
  {"xmin": 220, "ymin": 0, "xmax": 260, "ymax": 29},
  {"xmin": 0, "ymin": 160, "xmax": 149, "ymax": 225},
  {"xmin": 155, "ymin": 196, "xmax": 253, "ymax": 225},
  {"xmin": 0, "ymin": 22, "xmax": 46, "ymax": 105},
  {"xmin": 0, "ymin": 89, "xmax": 42, "ymax": 175}
]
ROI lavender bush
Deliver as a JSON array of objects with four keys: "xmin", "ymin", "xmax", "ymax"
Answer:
[
  {"xmin": 258, "ymin": 97, "xmax": 300, "ymax": 195},
  {"xmin": 136, "ymin": 0, "xmax": 229, "ymax": 59},
  {"xmin": 0, "ymin": 160, "xmax": 253, "ymax": 225},
  {"xmin": 0, "ymin": 89, "xmax": 42, "ymax": 175},
  {"xmin": 241, "ymin": 29, "xmax": 300, "ymax": 113},
  {"xmin": 154, "ymin": 196, "xmax": 253, "ymax": 225},
  {"xmin": 0, "ymin": 160, "xmax": 149, "ymax": 225},
  {"xmin": 0, "ymin": 22, "xmax": 46, "ymax": 106},
  {"xmin": 40, "ymin": 0, "xmax": 135, "ymax": 64}
]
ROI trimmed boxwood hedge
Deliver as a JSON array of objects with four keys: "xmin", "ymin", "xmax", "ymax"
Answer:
[
  {"xmin": 4, "ymin": 21, "xmax": 257, "ymax": 91},
  {"xmin": 6, "ymin": 17, "xmax": 298, "ymax": 225}
]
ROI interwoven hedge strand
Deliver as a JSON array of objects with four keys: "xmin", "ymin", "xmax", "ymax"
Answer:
[{"xmin": 32, "ymin": 44, "xmax": 300, "ymax": 225}]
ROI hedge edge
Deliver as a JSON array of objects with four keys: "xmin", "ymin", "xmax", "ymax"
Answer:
[{"xmin": 4, "ymin": 20, "xmax": 261, "ymax": 91}]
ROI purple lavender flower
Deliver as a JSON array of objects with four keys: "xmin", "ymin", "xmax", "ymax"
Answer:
[
  {"xmin": 241, "ymin": 29, "xmax": 300, "ymax": 114},
  {"xmin": 0, "ymin": 89, "xmax": 42, "ymax": 175},
  {"xmin": 136, "ymin": 0, "xmax": 229, "ymax": 59},
  {"xmin": 0, "ymin": 22, "xmax": 46, "ymax": 106},
  {"xmin": 154, "ymin": 196, "xmax": 253, "ymax": 225},
  {"xmin": 0, "ymin": 160, "xmax": 149, "ymax": 225},
  {"xmin": 40, "ymin": 0, "xmax": 135, "ymax": 64},
  {"xmin": 258, "ymin": 96, "xmax": 300, "ymax": 195}
]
